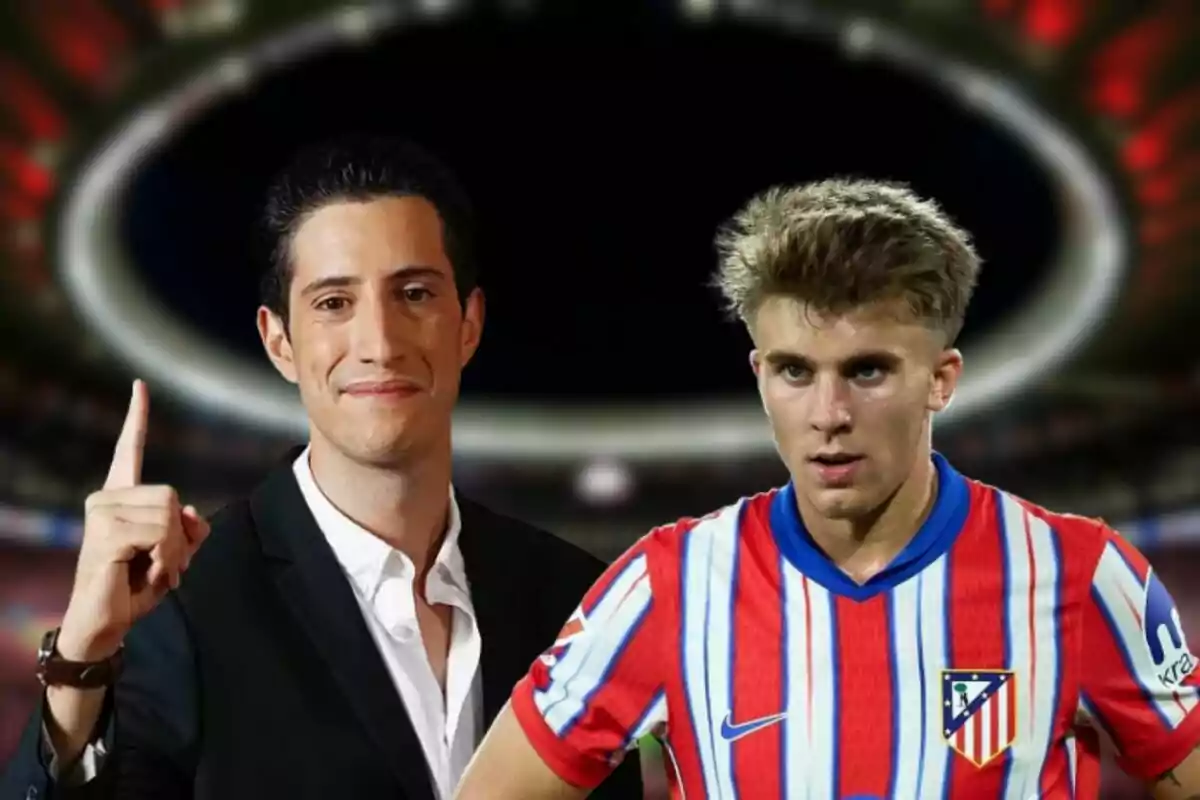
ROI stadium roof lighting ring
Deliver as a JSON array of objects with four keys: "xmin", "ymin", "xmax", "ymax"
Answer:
[{"xmin": 59, "ymin": 3, "xmax": 1127, "ymax": 465}]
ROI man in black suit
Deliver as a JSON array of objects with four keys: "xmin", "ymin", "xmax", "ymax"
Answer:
[{"xmin": 0, "ymin": 136, "xmax": 643, "ymax": 799}]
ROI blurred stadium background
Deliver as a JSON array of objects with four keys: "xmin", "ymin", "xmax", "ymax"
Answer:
[{"xmin": 0, "ymin": 0, "xmax": 1198, "ymax": 796}]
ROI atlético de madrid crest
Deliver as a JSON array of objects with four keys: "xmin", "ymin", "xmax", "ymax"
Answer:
[{"xmin": 942, "ymin": 670, "xmax": 1017, "ymax": 767}]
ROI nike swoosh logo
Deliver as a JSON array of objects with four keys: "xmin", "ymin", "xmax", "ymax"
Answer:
[{"xmin": 719, "ymin": 711, "xmax": 788, "ymax": 742}]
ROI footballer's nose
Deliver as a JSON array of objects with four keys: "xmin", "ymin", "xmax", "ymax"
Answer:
[{"xmin": 808, "ymin": 376, "xmax": 853, "ymax": 434}]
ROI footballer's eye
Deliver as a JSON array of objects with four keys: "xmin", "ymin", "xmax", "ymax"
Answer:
[
  {"xmin": 780, "ymin": 363, "xmax": 812, "ymax": 383},
  {"xmin": 853, "ymin": 365, "xmax": 884, "ymax": 383},
  {"xmin": 771, "ymin": 358, "xmax": 814, "ymax": 384},
  {"xmin": 843, "ymin": 355, "xmax": 898, "ymax": 386}
]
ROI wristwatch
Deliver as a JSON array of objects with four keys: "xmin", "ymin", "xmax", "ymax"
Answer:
[{"xmin": 35, "ymin": 628, "xmax": 124, "ymax": 688}]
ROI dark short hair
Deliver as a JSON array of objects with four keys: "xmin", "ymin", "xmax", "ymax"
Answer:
[
  {"xmin": 714, "ymin": 178, "xmax": 981, "ymax": 345},
  {"xmin": 260, "ymin": 134, "xmax": 478, "ymax": 323}
]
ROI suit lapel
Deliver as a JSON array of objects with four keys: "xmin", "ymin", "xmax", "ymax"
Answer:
[
  {"xmin": 251, "ymin": 458, "xmax": 435, "ymax": 800},
  {"xmin": 456, "ymin": 499, "xmax": 540, "ymax": 728}
]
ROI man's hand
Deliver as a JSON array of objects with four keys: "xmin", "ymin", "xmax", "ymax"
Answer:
[
  {"xmin": 1151, "ymin": 744, "xmax": 1200, "ymax": 800},
  {"xmin": 45, "ymin": 380, "xmax": 210, "ymax": 770},
  {"xmin": 57, "ymin": 379, "xmax": 209, "ymax": 659}
]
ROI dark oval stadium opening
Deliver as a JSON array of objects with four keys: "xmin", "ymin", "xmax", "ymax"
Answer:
[{"xmin": 122, "ymin": 10, "xmax": 1061, "ymax": 403}]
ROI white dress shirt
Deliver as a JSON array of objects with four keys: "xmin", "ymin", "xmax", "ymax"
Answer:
[{"xmin": 292, "ymin": 449, "xmax": 482, "ymax": 800}]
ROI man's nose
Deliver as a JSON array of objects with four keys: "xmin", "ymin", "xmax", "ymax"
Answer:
[{"xmin": 352, "ymin": 294, "xmax": 414, "ymax": 364}]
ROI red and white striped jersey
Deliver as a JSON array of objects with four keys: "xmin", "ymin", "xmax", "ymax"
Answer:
[{"xmin": 510, "ymin": 454, "xmax": 1200, "ymax": 799}]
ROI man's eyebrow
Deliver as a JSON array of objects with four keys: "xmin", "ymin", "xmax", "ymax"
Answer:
[{"xmin": 298, "ymin": 266, "xmax": 447, "ymax": 297}]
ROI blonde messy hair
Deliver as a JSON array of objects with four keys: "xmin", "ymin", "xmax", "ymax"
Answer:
[{"xmin": 714, "ymin": 178, "xmax": 981, "ymax": 344}]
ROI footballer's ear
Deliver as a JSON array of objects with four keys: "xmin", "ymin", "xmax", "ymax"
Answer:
[{"xmin": 929, "ymin": 348, "xmax": 963, "ymax": 413}]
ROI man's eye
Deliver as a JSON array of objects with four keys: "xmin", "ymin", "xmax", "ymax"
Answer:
[
  {"xmin": 315, "ymin": 296, "xmax": 349, "ymax": 311},
  {"xmin": 403, "ymin": 286, "xmax": 433, "ymax": 302}
]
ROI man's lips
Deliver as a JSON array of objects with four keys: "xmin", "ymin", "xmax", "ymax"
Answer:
[{"xmin": 340, "ymin": 379, "xmax": 423, "ymax": 397}]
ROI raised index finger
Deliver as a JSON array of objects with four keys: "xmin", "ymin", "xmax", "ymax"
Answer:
[{"xmin": 105, "ymin": 379, "xmax": 149, "ymax": 490}]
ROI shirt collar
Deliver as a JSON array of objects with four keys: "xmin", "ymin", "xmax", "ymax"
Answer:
[
  {"xmin": 291, "ymin": 447, "xmax": 466, "ymax": 601},
  {"xmin": 769, "ymin": 451, "xmax": 970, "ymax": 602}
]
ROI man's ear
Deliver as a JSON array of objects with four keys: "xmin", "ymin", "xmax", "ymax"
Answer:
[
  {"xmin": 257, "ymin": 306, "xmax": 297, "ymax": 384},
  {"xmin": 459, "ymin": 288, "xmax": 485, "ymax": 367}
]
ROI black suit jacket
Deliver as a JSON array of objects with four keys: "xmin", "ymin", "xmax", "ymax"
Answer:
[{"xmin": 1, "ymin": 456, "xmax": 642, "ymax": 799}]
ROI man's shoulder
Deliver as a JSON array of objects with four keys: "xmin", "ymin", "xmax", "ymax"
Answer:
[
  {"xmin": 172, "ymin": 492, "xmax": 268, "ymax": 597},
  {"xmin": 196, "ymin": 495, "xmax": 257, "ymax": 555},
  {"xmin": 457, "ymin": 496, "xmax": 607, "ymax": 579},
  {"xmin": 184, "ymin": 452, "xmax": 307, "ymax": 573}
]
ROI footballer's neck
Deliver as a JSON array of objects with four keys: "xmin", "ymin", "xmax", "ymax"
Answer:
[{"xmin": 804, "ymin": 447, "xmax": 939, "ymax": 585}]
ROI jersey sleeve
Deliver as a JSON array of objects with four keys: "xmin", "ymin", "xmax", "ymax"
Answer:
[
  {"xmin": 1079, "ymin": 529, "xmax": 1200, "ymax": 780},
  {"xmin": 510, "ymin": 534, "xmax": 669, "ymax": 789}
]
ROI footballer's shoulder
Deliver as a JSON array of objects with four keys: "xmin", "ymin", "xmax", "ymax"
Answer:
[
  {"xmin": 643, "ymin": 488, "xmax": 777, "ymax": 547},
  {"xmin": 972, "ymin": 482, "xmax": 1141, "ymax": 584},
  {"xmin": 990, "ymin": 483, "xmax": 1118, "ymax": 544}
]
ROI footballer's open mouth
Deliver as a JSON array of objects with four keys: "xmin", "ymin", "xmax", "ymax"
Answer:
[
  {"xmin": 808, "ymin": 453, "xmax": 864, "ymax": 466},
  {"xmin": 807, "ymin": 453, "xmax": 865, "ymax": 485}
]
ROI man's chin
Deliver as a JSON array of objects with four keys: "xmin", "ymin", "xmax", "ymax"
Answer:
[
  {"xmin": 353, "ymin": 446, "xmax": 415, "ymax": 470},
  {"xmin": 337, "ymin": 426, "xmax": 428, "ymax": 467}
]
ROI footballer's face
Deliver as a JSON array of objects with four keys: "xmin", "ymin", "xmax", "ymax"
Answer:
[
  {"xmin": 749, "ymin": 295, "xmax": 962, "ymax": 522},
  {"xmin": 258, "ymin": 196, "xmax": 483, "ymax": 469}
]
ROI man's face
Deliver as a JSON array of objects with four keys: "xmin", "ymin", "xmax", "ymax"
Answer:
[
  {"xmin": 258, "ymin": 196, "xmax": 483, "ymax": 467},
  {"xmin": 750, "ymin": 295, "xmax": 961, "ymax": 521}
]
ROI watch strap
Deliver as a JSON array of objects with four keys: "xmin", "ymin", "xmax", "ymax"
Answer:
[{"xmin": 36, "ymin": 628, "xmax": 124, "ymax": 689}]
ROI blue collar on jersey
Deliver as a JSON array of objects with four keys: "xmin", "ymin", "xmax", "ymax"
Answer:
[{"xmin": 769, "ymin": 452, "xmax": 970, "ymax": 601}]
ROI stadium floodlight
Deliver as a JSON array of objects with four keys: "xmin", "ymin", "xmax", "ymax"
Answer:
[{"xmin": 59, "ymin": 2, "xmax": 1127, "ymax": 464}]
